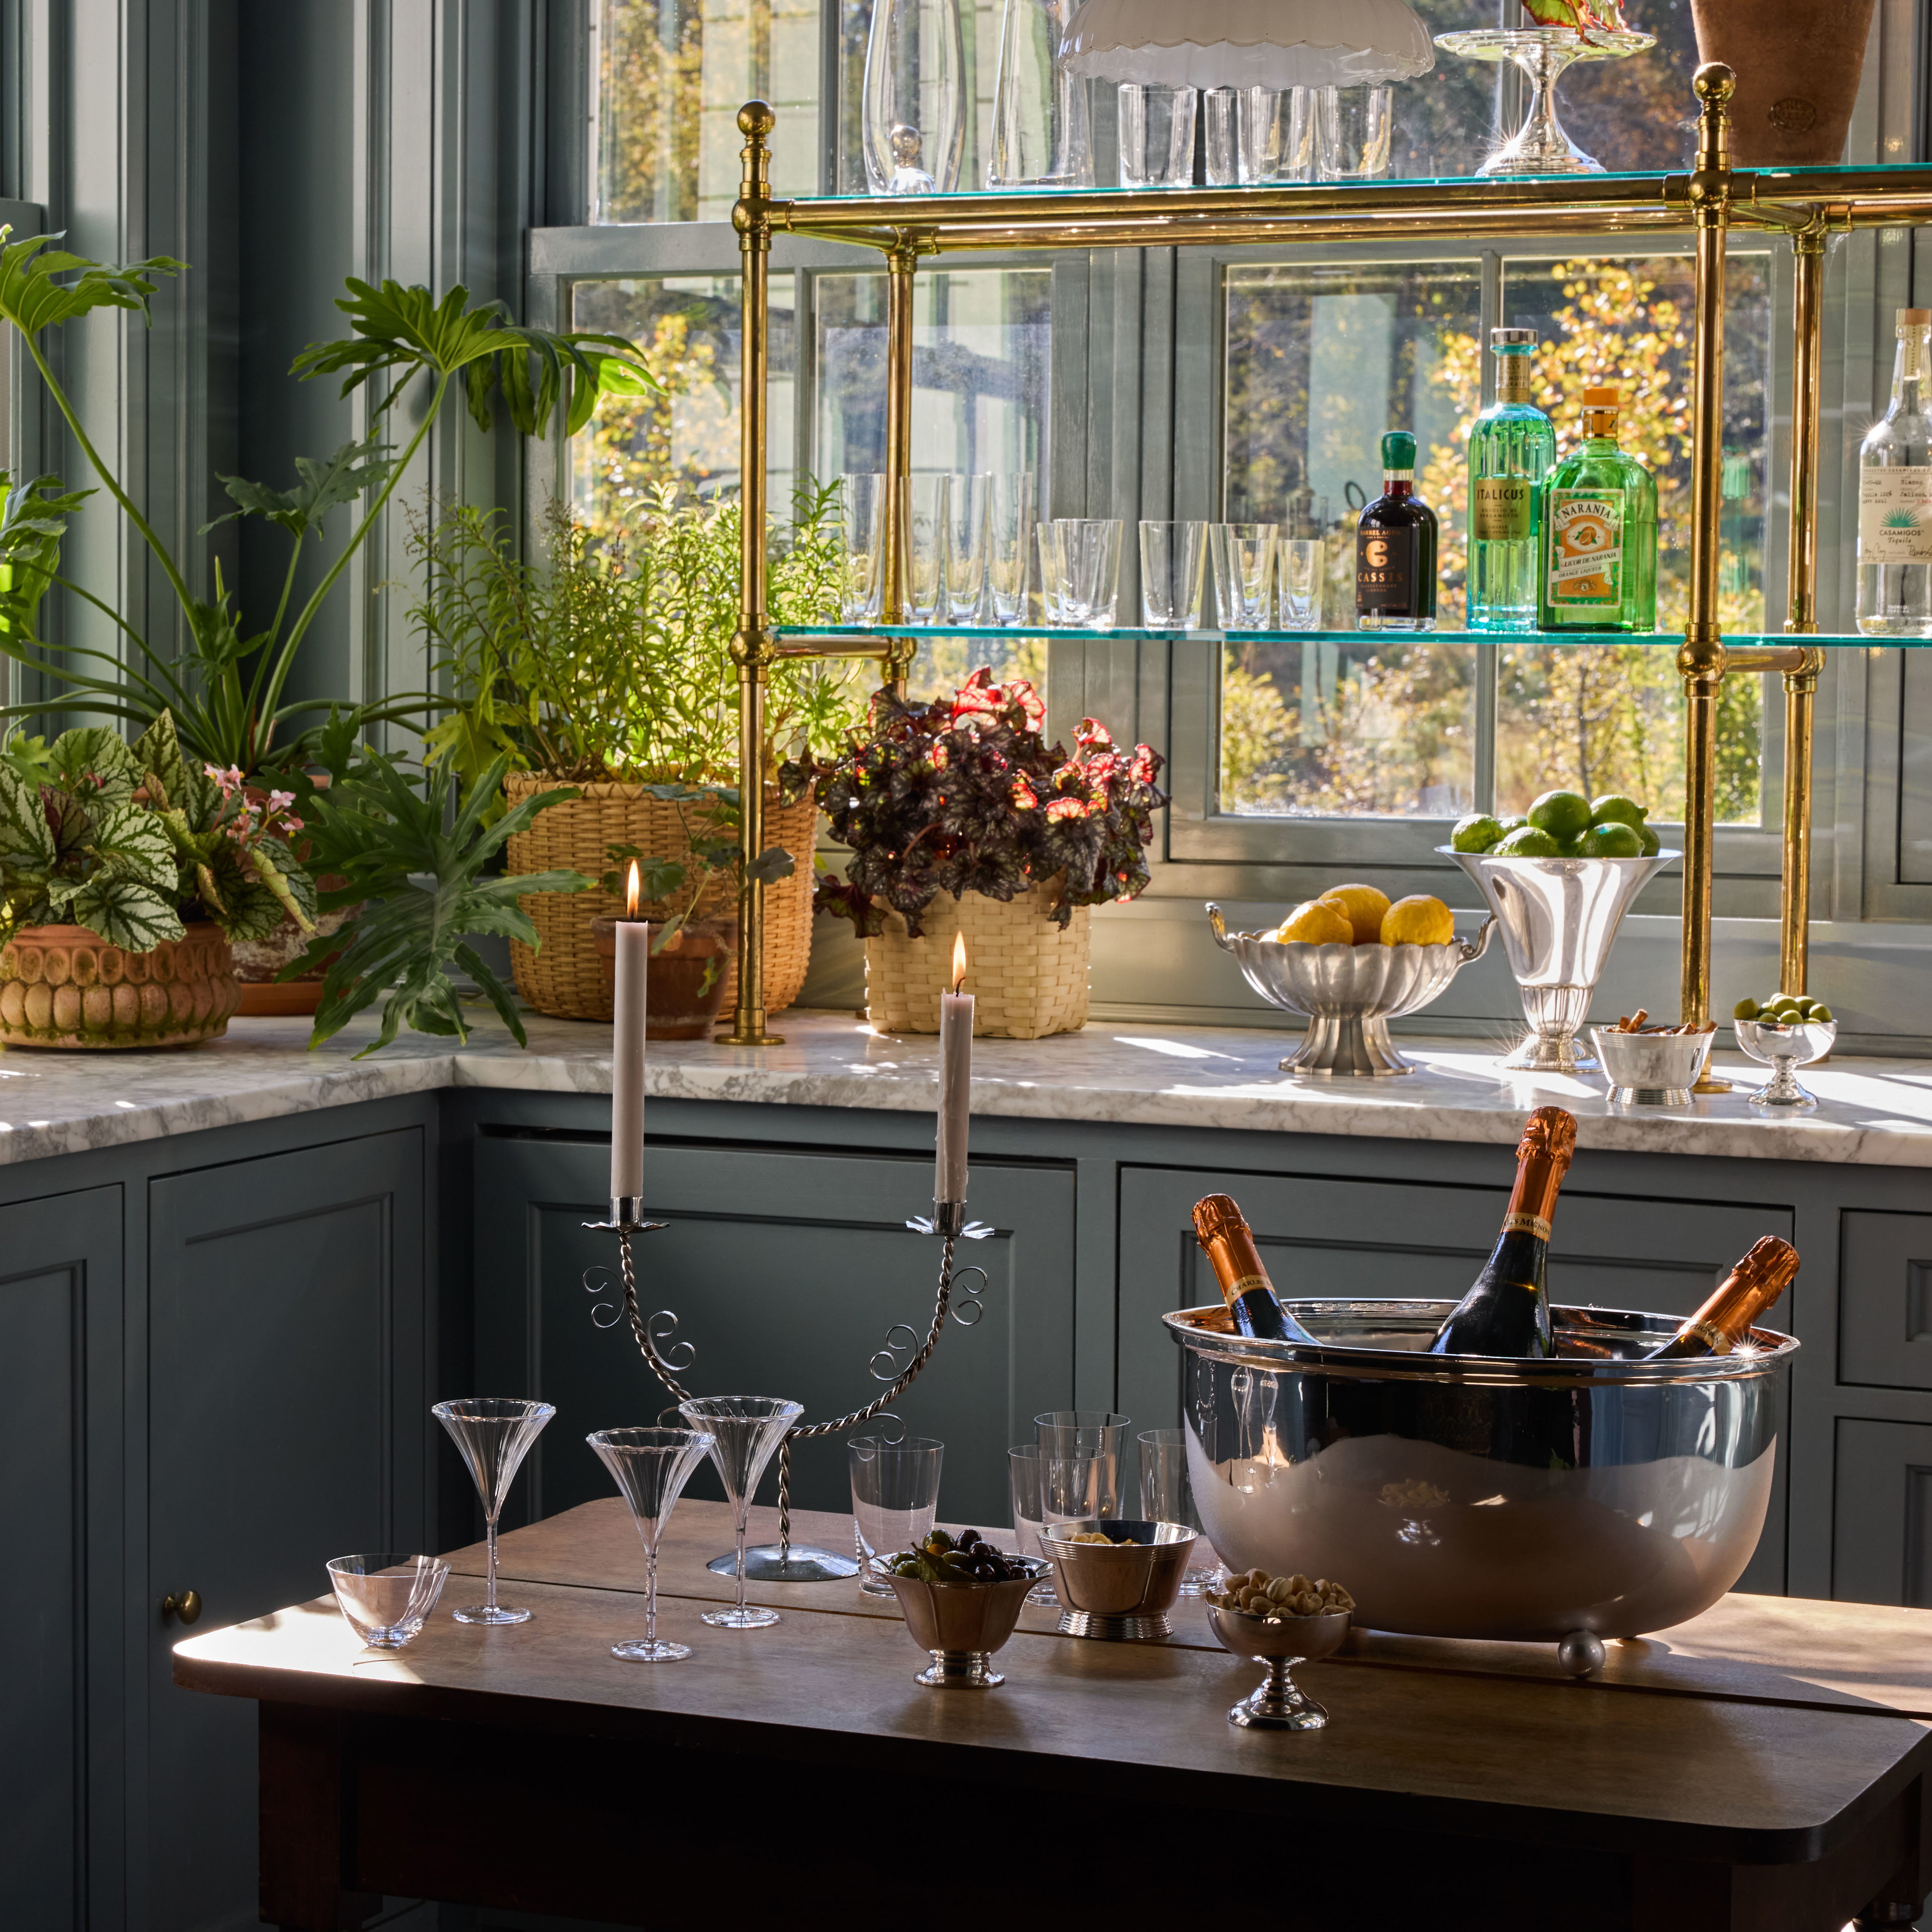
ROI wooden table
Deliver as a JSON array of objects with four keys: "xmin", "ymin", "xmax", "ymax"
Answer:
[{"xmin": 175, "ymin": 1500, "xmax": 1932, "ymax": 1932}]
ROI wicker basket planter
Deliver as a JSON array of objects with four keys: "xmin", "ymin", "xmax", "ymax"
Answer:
[
  {"xmin": 0, "ymin": 922, "xmax": 242, "ymax": 1048},
  {"xmin": 863, "ymin": 882, "xmax": 1089, "ymax": 1039},
  {"xmin": 503, "ymin": 773, "xmax": 816, "ymax": 1022}
]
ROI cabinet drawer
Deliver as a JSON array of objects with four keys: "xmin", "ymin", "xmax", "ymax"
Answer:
[
  {"xmin": 1839, "ymin": 1211, "xmax": 1932, "ymax": 1390},
  {"xmin": 1833, "ymin": 1419, "xmax": 1932, "ymax": 1604}
]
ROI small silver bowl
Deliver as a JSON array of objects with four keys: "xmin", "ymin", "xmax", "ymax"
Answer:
[
  {"xmin": 1204, "ymin": 1603, "xmax": 1352, "ymax": 1730},
  {"xmin": 1588, "ymin": 1025, "xmax": 1714, "ymax": 1106},
  {"xmin": 877, "ymin": 1557, "xmax": 1052, "ymax": 1686},
  {"xmin": 1734, "ymin": 1017, "xmax": 1836, "ymax": 1111},
  {"xmin": 1038, "ymin": 1517, "xmax": 1197, "ymax": 1640}
]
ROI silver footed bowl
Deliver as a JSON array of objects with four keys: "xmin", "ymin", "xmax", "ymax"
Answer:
[
  {"xmin": 1734, "ymin": 1017, "xmax": 1836, "ymax": 1111},
  {"xmin": 1206, "ymin": 903, "xmax": 1495, "ymax": 1078},
  {"xmin": 1204, "ymin": 1603, "xmax": 1351, "ymax": 1731},
  {"xmin": 1169, "ymin": 1297, "xmax": 1797, "ymax": 1652},
  {"xmin": 1038, "ymin": 1517, "xmax": 1196, "ymax": 1640},
  {"xmin": 878, "ymin": 1556, "xmax": 1052, "ymax": 1687}
]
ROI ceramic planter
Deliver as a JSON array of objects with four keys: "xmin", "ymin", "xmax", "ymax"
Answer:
[
  {"xmin": 0, "ymin": 923, "xmax": 242, "ymax": 1049},
  {"xmin": 231, "ymin": 902, "xmax": 356, "ymax": 1016},
  {"xmin": 591, "ymin": 916, "xmax": 738, "ymax": 1040},
  {"xmin": 1692, "ymin": 0, "xmax": 1875, "ymax": 165}
]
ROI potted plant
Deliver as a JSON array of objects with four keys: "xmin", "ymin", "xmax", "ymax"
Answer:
[
  {"xmin": 796, "ymin": 669, "xmax": 1168, "ymax": 1039},
  {"xmin": 0, "ymin": 233, "xmax": 653, "ymax": 1013},
  {"xmin": 415, "ymin": 480, "xmax": 863, "ymax": 1024},
  {"xmin": 0, "ymin": 711, "xmax": 316, "ymax": 1047},
  {"xmin": 1689, "ymin": 0, "xmax": 1876, "ymax": 167}
]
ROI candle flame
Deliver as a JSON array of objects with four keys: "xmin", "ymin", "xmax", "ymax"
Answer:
[
  {"xmin": 951, "ymin": 932, "xmax": 968, "ymax": 993},
  {"xmin": 625, "ymin": 860, "xmax": 640, "ymax": 920}
]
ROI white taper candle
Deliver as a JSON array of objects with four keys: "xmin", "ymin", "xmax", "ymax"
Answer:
[
  {"xmin": 611, "ymin": 863, "xmax": 649, "ymax": 1200},
  {"xmin": 935, "ymin": 931, "xmax": 973, "ymax": 1203}
]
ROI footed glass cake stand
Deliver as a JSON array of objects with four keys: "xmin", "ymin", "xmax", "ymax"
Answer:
[{"xmin": 1436, "ymin": 27, "xmax": 1655, "ymax": 176}]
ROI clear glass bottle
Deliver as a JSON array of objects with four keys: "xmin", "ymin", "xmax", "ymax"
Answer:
[
  {"xmin": 1467, "ymin": 328, "xmax": 1555, "ymax": 632},
  {"xmin": 987, "ymin": 0, "xmax": 1092, "ymax": 188},
  {"xmin": 1355, "ymin": 430, "xmax": 1437, "ymax": 631},
  {"xmin": 863, "ymin": 0, "xmax": 966, "ymax": 195},
  {"xmin": 1538, "ymin": 386, "xmax": 1657, "ymax": 633},
  {"xmin": 1856, "ymin": 307, "xmax": 1932, "ymax": 637}
]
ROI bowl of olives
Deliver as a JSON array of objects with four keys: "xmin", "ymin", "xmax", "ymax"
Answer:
[
  {"xmin": 1731, "ymin": 994, "xmax": 1836, "ymax": 1112},
  {"xmin": 1036, "ymin": 1518, "xmax": 1199, "ymax": 1641},
  {"xmin": 875, "ymin": 1529, "xmax": 1051, "ymax": 1687}
]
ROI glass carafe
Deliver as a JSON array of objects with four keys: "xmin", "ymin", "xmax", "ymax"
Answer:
[
  {"xmin": 1857, "ymin": 306, "xmax": 1932, "ymax": 637},
  {"xmin": 863, "ymin": 0, "xmax": 966, "ymax": 194},
  {"xmin": 988, "ymin": 0, "xmax": 1093, "ymax": 188}
]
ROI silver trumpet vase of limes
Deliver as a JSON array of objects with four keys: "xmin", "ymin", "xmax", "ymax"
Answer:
[{"xmin": 1445, "ymin": 789, "xmax": 1675, "ymax": 1075}]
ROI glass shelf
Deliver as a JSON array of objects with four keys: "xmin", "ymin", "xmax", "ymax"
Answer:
[{"xmin": 776, "ymin": 625, "xmax": 1919, "ymax": 649}]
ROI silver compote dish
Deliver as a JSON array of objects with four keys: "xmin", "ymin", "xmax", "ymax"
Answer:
[
  {"xmin": 1734, "ymin": 1016, "xmax": 1837, "ymax": 1112},
  {"xmin": 1206, "ymin": 903, "xmax": 1495, "ymax": 1077},
  {"xmin": 1168, "ymin": 1297, "xmax": 1797, "ymax": 1674}
]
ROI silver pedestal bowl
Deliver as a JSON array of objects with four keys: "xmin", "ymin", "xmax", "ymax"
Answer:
[
  {"xmin": 1207, "ymin": 904, "xmax": 1495, "ymax": 1077},
  {"xmin": 1168, "ymin": 1298, "xmax": 1796, "ymax": 1669},
  {"xmin": 1443, "ymin": 846, "xmax": 1677, "ymax": 1073}
]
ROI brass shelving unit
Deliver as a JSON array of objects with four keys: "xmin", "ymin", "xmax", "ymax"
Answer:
[{"xmin": 720, "ymin": 64, "xmax": 1928, "ymax": 1052}]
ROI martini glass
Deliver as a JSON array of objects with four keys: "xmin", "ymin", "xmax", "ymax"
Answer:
[
  {"xmin": 678, "ymin": 1396, "xmax": 803, "ymax": 1629},
  {"xmin": 432, "ymin": 1397, "xmax": 556, "ymax": 1625},
  {"xmin": 588, "ymin": 1427, "xmax": 715, "ymax": 1661}
]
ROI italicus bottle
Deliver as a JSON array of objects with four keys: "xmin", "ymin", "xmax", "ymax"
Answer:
[
  {"xmin": 1467, "ymin": 328, "xmax": 1555, "ymax": 632},
  {"xmin": 1428, "ymin": 1106, "xmax": 1577, "ymax": 1358},
  {"xmin": 1355, "ymin": 429, "xmax": 1437, "ymax": 631},
  {"xmin": 1856, "ymin": 307, "xmax": 1932, "ymax": 637},
  {"xmin": 1645, "ymin": 1235, "xmax": 1799, "ymax": 1359},
  {"xmin": 1538, "ymin": 386, "xmax": 1657, "ymax": 633},
  {"xmin": 1192, "ymin": 1194, "xmax": 1318, "ymax": 1344}
]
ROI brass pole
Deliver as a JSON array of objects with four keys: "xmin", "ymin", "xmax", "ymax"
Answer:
[
  {"xmin": 721, "ymin": 101, "xmax": 783, "ymax": 1047},
  {"xmin": 1779, "ymin": 648, "xmax": 1824, "ymax": 995},
  {"xmin": 882, "ymin": 243, "xmax": 918, "ymax": 697},
  {"xmin": 1681, "ymin": 63, "xmax": 1733, "ymax": 1069}
]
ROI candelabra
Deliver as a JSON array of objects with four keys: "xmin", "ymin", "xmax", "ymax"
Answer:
[{"xmin": 584, "ymin": 1196, "xmax": 993, "ymax": 1581}]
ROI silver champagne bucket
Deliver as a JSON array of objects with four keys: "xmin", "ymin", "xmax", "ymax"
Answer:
[
  {"xmin": 1169, "ymin": 1300, "xmax": 1794, "ymax": 1650},
  {"xmin": 1442, "ymin": 846, "xmax": 1676, "ymax": 1073}
]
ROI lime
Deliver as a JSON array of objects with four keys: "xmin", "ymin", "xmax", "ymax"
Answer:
[
  {"xmin": 1527, "ymin": 789, "xmax": 1594, "ymax": 842},
  {"xmin": 1493, "ymin": 824, "xmax": 1562, "ymax": 857},
  {"xmin": 1575, "ymin": 822, "xmax": 1644, "ymax": 858},
  {"xmin": 1451, "ymin": 813, "xmax": 1506, "ymax": 854},
  {"xmin": 1638, "ymin": 821, "xmax": 1661, "ymax": 857},
  {"xmin": 1589, "ymin": 793, "xmax": 1649, "ymax": 830},
  {"xmin": 1495, "ymin": 815, "xmax": 1528, "ymax": 835},
  {"xmin": 1733, "ymin": 998, "xmax": 1760, "ymax": 1021}
]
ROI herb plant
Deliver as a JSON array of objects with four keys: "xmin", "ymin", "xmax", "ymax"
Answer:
[
  {"xmin": 794, "ymin": 669, "xmax": 1168, "ymax": 937},
  {"xmin": 600, "ymin": 779, "xmax": 796, "ymax": 952}
]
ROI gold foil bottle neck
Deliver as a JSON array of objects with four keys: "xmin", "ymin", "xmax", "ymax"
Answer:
[
  {"xmin": 1516, "ymin": 1106, "xmax": 1577, "ymax": 1172},
  {"xmin": 1192, "ymin": 1194, "xmax": 1248, "ymax": 1247}
]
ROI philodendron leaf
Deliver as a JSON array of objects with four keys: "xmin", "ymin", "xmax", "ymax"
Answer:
[
  {"xmin": 67, "ymin": 873, "xmax": 185, "ymax": 950},
  {"xmin": 0, "ymin": 228, "xmax": 184, "ymax": 338},
  {"xmin": 0, "ymin": 761, "xmax": 55, "ymax": 870},
  {"xmin": 201, "ymin": 433, "xmax": 395, "ymax": 539}
]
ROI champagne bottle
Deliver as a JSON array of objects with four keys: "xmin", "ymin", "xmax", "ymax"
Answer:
[
  {"xmin": 1192, "ymin": 1195, "xmax": 1318, "ymax": 1344},
  {"xmin": 1645, "ymin": 1237, "xmax": 1799, "ymax": 1360},
  {"xmin": 1428, "ymin": 1106, "xmax": 1577, "ymax": 1358}
]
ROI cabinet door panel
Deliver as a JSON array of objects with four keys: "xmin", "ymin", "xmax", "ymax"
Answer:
[
  {"xmin": 0, "ymin": 1188, "xmax": 121, "ymax": 1932},
  {"xmin": 1833, "ymin": 1419, "xmax": 1932, "ymax": 1604},
  {"xmin": 474, "ymin": 1137, "xmax": 1075, "ymax": 1531},
  {"xmin": 1116, "ymin": 1164, "xmax": 1790, "ymax": 1591},
  {"xmin": 1839, "ymin": 1210, "xmax": 1932, "ymax": 1389},
  {"xmin": 146, "ymin": 1132, "xmax": 425, "ymax": 1932}
]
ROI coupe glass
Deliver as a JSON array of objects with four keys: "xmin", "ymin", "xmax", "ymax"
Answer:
[
  {"xmin": 1211, "ymin": 523, "xmax": 1278, "ymax": 630},
  {"xmin": 588, "ymin": 1427, "xmax": 715, "ymax": 1662},
  {"xmin": 327, "ymin": 1553, "xmax": 449, "ymax": 1650},
  {"xmin": 988, "ymin": 473, "xmax": 1037, "ymax": 625},
  {"xmin": 906, "ymin": 474, "xmax": 953, "ymax": 623},
  {"xmin": 850, "ymin": 1434, "xmax": 944, "ymax": 1593},
  {"xmin": 432, "ymin": 1397, "xmax": 555, "ymax": 1625},
  {"xmin": 1006, "ymin": 1444, "xmax": 1058, "ymax": 1606},
  {"xmin": 839, "ymin": 472, "xmax": 887, "ymax": 623},
  {"xmin": 1278, "ymin": 537, "xmax": 1324, "ymax": 629},
  {"xmin": 1137, "ymin": 1427, "xmax": 1214, "ymax": 1595},
  {"xmin": 946, "ymin": 473, "xmax": 993, "ymax": 622},
  {"xmin": 1139, "ymin": 520, "xmax": 1208, "ymax": 628},
  {"xmin": 1117, "ymin": 82, "xmax": 1197, "ymax": 189},
  {"xmin": 678, "ymin": 1396, "xmax": 803, "ymax": 1629},
  {"xmin": 1051, "ymin": 518, "xmax": 1122, "ymax": 626}
]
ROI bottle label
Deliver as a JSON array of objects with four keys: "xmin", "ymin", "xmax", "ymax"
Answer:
[
  {"xmin": 1356, "ymin": 526, "xmax": 1416, "ymax": 613},
  {"xmin": 1548, "ymin": 493, "xmax": 1623, "ymax": 605},
  {"xmin": 1680, "ymin": 1317, "xmax": 1732, "ymax": 1355},
  {"xmin": 1502, "ymin": 1212, "xmax": 1551, "ymax": 1239},
  {"xmin": 1473, "ymin": 477, "xmax": 1534, "ymax": 542},
  {"xmin": 1225, "ymin": 1274, "xmax": 1272, "ymax": 1298},
  {"xmin": 1859, "ymin": 468, "xmax": 1932, "ymax": 563}
]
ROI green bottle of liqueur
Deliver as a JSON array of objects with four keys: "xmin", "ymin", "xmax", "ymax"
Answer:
[
  {"xmin": 1467, "ymin": 328, "xmax": 1555, "ymax": 631},
  {"xmin": 1538, "ymin": 386, "xmax": 1657, "ymax": 632},
  {"xmin": 1355, "ymin": 430, "xmax": 1437, "ymax": 630}
]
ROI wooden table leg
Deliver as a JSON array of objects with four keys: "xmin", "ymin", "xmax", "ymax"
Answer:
[{"xmin": 259, "ymin": 1702, "xmax": 380, "ymax": 1932}]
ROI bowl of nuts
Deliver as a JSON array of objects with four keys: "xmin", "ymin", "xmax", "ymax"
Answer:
[
  {"xmin": 1202, "ymin": 1569, "xmax": 1355, "ymax": 1731},
  {"xmin": 1037, "ymin": 1518, "xmax": 1198, "ymax": 1641},
  {"xmin": 1590, "ymin": 1010, "xmax": 1716, "ymax": 1106}
]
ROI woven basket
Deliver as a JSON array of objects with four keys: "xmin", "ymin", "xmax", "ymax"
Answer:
[
  {"xmin": 863, "ymin": 882, "xmax": 1089, "ymax": 1039},
  {"xmin": 504, "ymin": 773, "xmax": 817, "ymax": 1022}
]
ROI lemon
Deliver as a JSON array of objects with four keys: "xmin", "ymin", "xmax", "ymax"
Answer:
[
  {"xmin": 1380, "ymin": 894, "xmax": 1456, "ymax": 946},
  {"xmin": 1451, "ymin": 813, "xmax": 1506, "ymax": 854},
  {"xmin": 1275, "ymin": 899, "xmax": 1354, "ymax": 945},
  {"xmin": 1318, "ymin": 882, "xmax": 1392, "ymax": 944},
  {"xmin": 1527, "ymin": 789, "xmax": 1593, "ymax": 842}
]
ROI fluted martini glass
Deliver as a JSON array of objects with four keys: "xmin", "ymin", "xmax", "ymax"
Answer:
[
  {"xmin": 433, "ymin": 1397, "xmax": 555, "ymax": 1625},
  {"xmin": 678, "ymin": 1396, "xmax": 802, "ymax": 1629},
  {"xmin": 588, "ymin": 1427, "xmax": 715, "ymax": 1661}
]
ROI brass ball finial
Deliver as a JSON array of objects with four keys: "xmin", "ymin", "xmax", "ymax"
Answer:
[
  {"xmin": 1693, "ymin": 62, "xmax": 1735, "ymax": 104},
  {"xmin": 739, "ymin": 100, "xmax": 776, "ymax": 138}
]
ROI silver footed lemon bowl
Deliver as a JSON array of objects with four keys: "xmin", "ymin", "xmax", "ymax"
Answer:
[{"xmin": 1206, "ymin": 903, "xmax": 1495, "ymax": 1078}]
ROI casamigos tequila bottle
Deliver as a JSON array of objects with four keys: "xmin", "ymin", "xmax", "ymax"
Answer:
[
  {"xmin": 1355, "ymin": 430, "xmax": 1437, "ymax": 630},
  {"xmin": 1538, "ymin": 387, "xmax": 1657, "ymax": 633},
  {"xmin": 1856, "ymin": 307, "xmax": 1932, "ymax": 637},
  {"xmin": 1467, "ymin": 328, "xmax": 1555, "ymax": 632}
]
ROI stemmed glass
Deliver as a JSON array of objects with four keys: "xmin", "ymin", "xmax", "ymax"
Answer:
[
  {"xmin": 588, "ymin": 1427, "xmax": 715, "ymax": 1662},
  {"xmin": 678, "ymin": 1396, "xmax": 802, "ymax": 1629},
  {"xmin": 433, "ymin": 1397, "xmax": 555, "ymax": 1625}
]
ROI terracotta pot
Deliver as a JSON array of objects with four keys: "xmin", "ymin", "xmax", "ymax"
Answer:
[
  {"xmin": 591, "ymin": 916, "xmax": 739, "ymax": 1040},
  {"xmin": 0, "ymin": 923, "xmax": 242, "ymax": 1049},
  {"xmin": 231, "ymin": 775, "xmax": 353, "ymax": 1016},
  {"xmin": 1692, "ymin": 0, "xmax": 1876, "ymax": 166}
]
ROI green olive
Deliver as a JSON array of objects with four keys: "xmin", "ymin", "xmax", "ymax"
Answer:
[{"xmin": 1733, "ymin": 998, "xmax": 1760, "ymax": 1021}]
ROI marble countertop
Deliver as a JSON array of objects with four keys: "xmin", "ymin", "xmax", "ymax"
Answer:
[{"xmin": 6, "ymin": 1006, "xmax": 1932, "ymax": 1171}]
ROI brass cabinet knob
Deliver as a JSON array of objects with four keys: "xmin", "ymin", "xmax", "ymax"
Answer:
[{"xmin": 161, "ymin": 1589, "xmax": 202, "ymax": 1626}]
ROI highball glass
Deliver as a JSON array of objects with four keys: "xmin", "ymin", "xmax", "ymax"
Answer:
[
  {"xmin": 327, "ymin": 1554, "xmax": 449, "ymax": 1650},
  {"xmin": 588, "ymin": 1426, "xmax": 715, "ymax": 1661},
  {"xmin": 1278, "ymin": 537, "xmax": 1324, "ymax": 630},
  {"xmin": 1006, "ymin": 1444, "xmax": 1058, "ymax": 1606},
  {"xmin": 1117, "ymin": 82, "xmax": 1197, "ymax": 188},
  {"xmin": 1317, "ymin": 84, "xmax": 1393, "ymax": 182},
  {"xmin": 1051, "ymin": 518, "xmax": 1122, "ymax": 626},
  {"xmin": 839, "ymin": 472, "xmax": 888, "ymax": 623},
  {"xmin": 906, "ymin": 474, "xmax": 953, "ymax": 623},
  {"xmin": 850, "ymin": 1434, "xmax": 945, "ymax": 1593},
  {"xmin": 432, "ymin": 1397, "xmax": 555, "ymax": 1625},
  {"xmin": 1139, "ymin": 520, "xmax": 1208, "ymax": 628},
  {"xmin": 1034, "ymin": 1409, "xmax": 1128, "ymax": 1541},
  {"xmin": 1204, "ymin": 86, "xmax": 1313, "ymax": 186},
  {"xmin": 946, "ymin": 474, "xmax": 994, "ymax": 622},
  {"xmin": 1137, "ymin": 1427, "xmax": 1214, "ymax": 1595},
  {"xmin": 988, "ymin": 473, "xmax": 1037, "ymax": 625},
  {"xmin": 677, "ymin": 1396, "xmax": 802, "ymax": 1629},
  {"xmin": 1211, "ymin": 523, "xmax": 1278, "ymax": 630}
]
